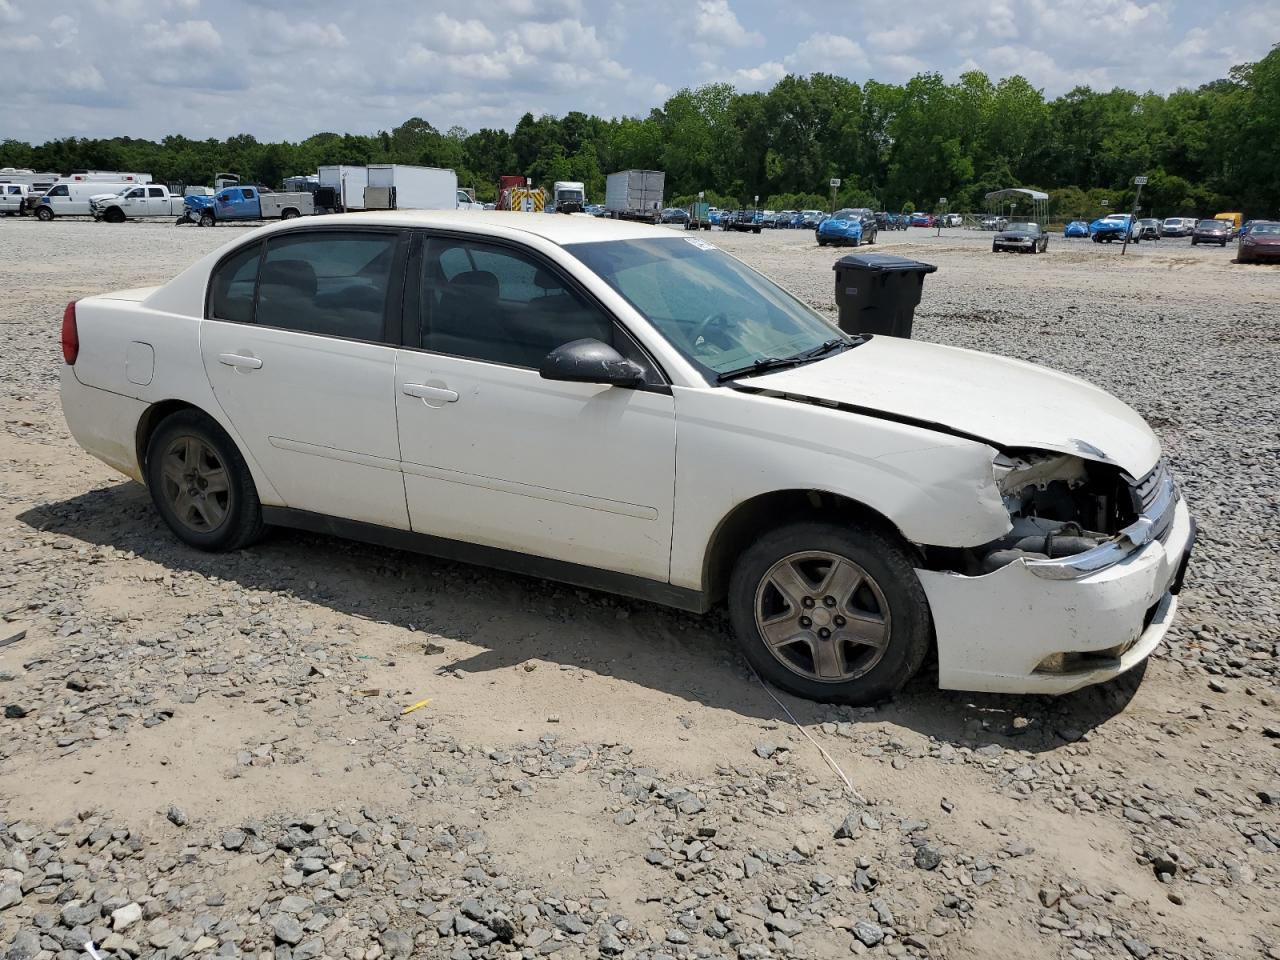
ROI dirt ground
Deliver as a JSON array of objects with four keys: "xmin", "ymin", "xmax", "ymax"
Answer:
[{"xmin": 0, "ymin": 217, "xmax": 1277, "ymax": 960}]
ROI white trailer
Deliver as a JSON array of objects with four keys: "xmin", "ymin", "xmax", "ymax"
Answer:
[
  {"xmin": 65, "ymin": 171, "xmax": 153, "ymax": 184},
  {"xmin": 365, "ymin": 164, "xmax": 457, "ymax": 210},
  {"xmin": 318, "ymin": 165, "xmax": 368, "ymax": 210},
  {"xmin": 604, "ymin": 170, "xmax": 664, "ymax": 222},
  {"xmin": 0, "ymin": 168, "xmax": 62, "ymax": 190}
]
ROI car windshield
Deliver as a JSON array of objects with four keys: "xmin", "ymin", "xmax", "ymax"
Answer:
[
  {"xmin": 559, "ymin": 189, "xmax": 584, "ymax": 202},
  {"xmin": 566, "ymin": 237, "xmax": 853, "ymax": 379},
  {"xmin": 1006, "ymin": 222, "xmax": 1038, "ymax": 232},
  {"xmin": 1198, "ymin": 220, "xmax": 1224, "ymax": 228},
  {"xmin": 1251, "ymin": 223, "xmax": 1280, "ymax": 235}
]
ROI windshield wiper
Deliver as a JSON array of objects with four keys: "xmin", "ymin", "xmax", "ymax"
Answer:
[
  {"xmin": 716, "ymin": 356, "xmax": 807, "ymax": 382},
  {"xmin": 715, "ymin": 337, "xmax": 859, "ymax": 382}
]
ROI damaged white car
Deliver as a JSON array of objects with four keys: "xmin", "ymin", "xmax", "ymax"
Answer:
[{"xmin": 59, "ymin": 212, "xmax": 1195, "ymax": 704}]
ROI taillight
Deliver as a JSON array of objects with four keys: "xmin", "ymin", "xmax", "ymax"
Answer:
[{"xmin": 61, "ymin": 300, "xmax": 79, "ymax": 365}]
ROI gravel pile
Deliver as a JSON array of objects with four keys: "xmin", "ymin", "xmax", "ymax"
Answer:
[{"xmin": 1, "ymin": 219, "xmax": 1277, "ymax": 960}]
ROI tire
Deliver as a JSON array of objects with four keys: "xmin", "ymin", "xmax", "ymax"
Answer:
[
  {"xmin": 817, "ymin": 238, "xmax": 827, "ymax": 247},
  {"xmin": 104, "ymin": 207, "xmax": 125, "ymax": 224},
  {"xmin": 1191, "ymin": 239, "xmax": 1197, "ymax": 246},
  {"xmin": 281, "ymin": 208, "xmax": 299, "ymax": 220},
  {"xmin": 199, "ymin": 212, "xmax": 215, "ymax": 227},
  {"xmin": 145, "ymin": 409, "xmax": 264, "ymax": 552},
  {"xmin": 851, "ymin": 236, "xmax": 860, "ymax": 248},
  {"xmin": 867, "ymin": 229, "xmax": 877, "ymax": 244},
  {"xmin": 728, "ymin": 520, "xmax": 932, "ymax": 705},
  {"xmin": 35, "ymin": 206, "xmax": 53, "ymax": 221},
  {"xmin": 753, "ymin": 227, "xmax": 761, "ymax": 234}
]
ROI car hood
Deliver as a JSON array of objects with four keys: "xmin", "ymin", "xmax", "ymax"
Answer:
[
  {"xmin": 995, "ymin": 230, "xmax": 1037, "ymax": 240},
  {"xmin": 739, "ymin": 337, "xmax": 1160, "ymax": 477},
  {"xmin": 1090, "ymin": 218, "xmax": 1128, "ymax": 230}
]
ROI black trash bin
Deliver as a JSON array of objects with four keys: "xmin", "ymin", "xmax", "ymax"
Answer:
[{"xmin": 832, "ymin": 254, "xmax": 937, "ymax": 338}]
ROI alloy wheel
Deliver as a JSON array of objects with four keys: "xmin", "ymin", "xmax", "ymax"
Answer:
[
  {"xmin": 754, "ymin": 551, "xmax": 891, "ymax": 683},
  {"xmin": 159, "ymin": 435, "xmax": 231, "ymax": 532}
]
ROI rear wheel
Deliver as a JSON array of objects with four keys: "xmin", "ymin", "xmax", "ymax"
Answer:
[
  {"xmin": 728, "ymin": 521, "xmax": 932, "ymax": 705},
  {"xmin": 281, "ymin": 208, "xmax": 300, "ymax": 220},
  {"xmin": 145, "ymin": 410, "xmax": 263, "ymax": 552}
]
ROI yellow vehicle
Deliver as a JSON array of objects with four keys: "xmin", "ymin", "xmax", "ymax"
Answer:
[{"xmin": 1214, "ymin": 212, "xmax": 1243, "ymax": 235}]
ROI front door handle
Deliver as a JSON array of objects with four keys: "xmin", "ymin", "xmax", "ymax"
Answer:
[
  {"xmin": 218, "ymin": 353, "xmax": 262, "ymax": 370},
  {"xmin": 402, "ymin": 383, "xmax": 458, "ymax": 403}
]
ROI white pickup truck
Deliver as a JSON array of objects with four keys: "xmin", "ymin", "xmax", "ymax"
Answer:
[
  {"xmin": 90, "ymin": 184, "xmax": 186, "ymax": 223},
  {"xmin": 1, "ymin": 183, "xmax": 31, "ymax": 216}
]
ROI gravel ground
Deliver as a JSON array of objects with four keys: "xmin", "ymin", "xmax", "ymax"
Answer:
[{"xmin": 0, "ymin": 218, "xmax": 1277, "ymax": 960}]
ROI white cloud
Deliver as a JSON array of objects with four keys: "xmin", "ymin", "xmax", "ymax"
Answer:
[
  {"xmin": 249, "ymin": 10, "xmax": 346, "ymax": 53},
  {"xmin": 423, "ymin": 12, "xmax": 496, "ymax": 53},
  {"xmin": 142, "ymin": 18, "xmax": 223, "ymax": 53},
  {"xmin": 789, "ymin": 33, "xmax": 869, "ymax": 71},
  {"xmin": 727, "ymin": 60, "xmax": 786, "ymax": 90},
  {"xmin": 0, "ymin": 0, "xmax": 21, "ymax": 22},
  {"xmin": 0, "ymin": 32, "xmax": 40, "ymax": 49},
  {"xmin": 694, "ymin": 0, "xmax": 761, "ymax": 47}
]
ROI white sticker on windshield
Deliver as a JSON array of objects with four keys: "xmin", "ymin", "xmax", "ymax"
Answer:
[{"xmin": 683, "ymin": 236, "xmax": 716, "ymax": 251}]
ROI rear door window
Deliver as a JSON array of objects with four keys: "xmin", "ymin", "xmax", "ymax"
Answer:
[
  {"xmin": 256, "ymin": 232, "xmax": 399, "ymax": 342},
  {"xmin": 208, "ymin": 243, "xmax": 261, "ymax": 324}
]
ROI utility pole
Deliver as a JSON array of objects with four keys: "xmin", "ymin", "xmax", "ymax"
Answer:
[
  {"xmin": 1122, "ymin": 176, "xmax": 1147, "ymax": 256},
  {"xmin": 937, "ymin": 197, "xmax": 946, "ymax": 236}
]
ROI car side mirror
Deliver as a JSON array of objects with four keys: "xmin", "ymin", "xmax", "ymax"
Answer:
[{"xmin": 539, "ymin": 338, "xmax": 645, "ymax": 388}]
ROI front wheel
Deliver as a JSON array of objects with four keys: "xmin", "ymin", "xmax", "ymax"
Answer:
[
  {"xmin": 104, "ymin": 208, "xmax": 125, "ymax": 224},
  {"xmin": 728, "ymin": 521, "xmax": 932, "ymax": 705},
  {"xmin": 146, "ymin": 410, "xmax": 264, "ymax": 552},
  {"xmin": 199, "ymin": 212, "xmax": 215, "ymax": 227},
  {"xmin": 35, "ymin": 206, "xmax": 53, "ymax": 221}
]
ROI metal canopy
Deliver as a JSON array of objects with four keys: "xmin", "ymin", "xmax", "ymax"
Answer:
[
  {"xmin": 984, "ymin": 187, "xmax": 1049, "ymax": 202},
  {"xmin": 984, "ymin": 187, "xmax": 1050, "ymax": 228}
]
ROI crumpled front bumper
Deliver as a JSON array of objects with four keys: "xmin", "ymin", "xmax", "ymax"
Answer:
[{"xmin": 917, "ymin": 497, "xmax": 1195, "ymax": 695}]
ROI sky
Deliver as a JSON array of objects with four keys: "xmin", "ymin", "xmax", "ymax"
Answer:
[{"xmin": 0, "ymin": 0, "xmax": 1275, "ymax": 143}]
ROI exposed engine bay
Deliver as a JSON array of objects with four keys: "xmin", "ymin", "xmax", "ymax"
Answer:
[{"xmin": 951, "ymin": 450, "xmax": 1142, "ymax": 574}]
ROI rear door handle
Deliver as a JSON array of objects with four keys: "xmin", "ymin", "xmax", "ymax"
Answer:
[
  {"xmin": 402, "ymin": 383, "xmax": 458, "ymax": 403},
  {"xmin": 218, "ymin": 353, "xmax": 262, "ymax": 370}
]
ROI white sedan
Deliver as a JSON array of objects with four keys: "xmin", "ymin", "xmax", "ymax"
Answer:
[{"xmin": 60, "ymin": 212, "xmax": 1195, "ymax": 703}]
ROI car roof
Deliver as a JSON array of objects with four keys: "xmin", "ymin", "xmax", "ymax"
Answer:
[{"xmin": 257, "ymin": 209, "xmax": 672, "ymax": 245}]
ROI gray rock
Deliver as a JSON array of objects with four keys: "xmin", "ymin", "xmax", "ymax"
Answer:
[
  {"xmin": 834, "ymin": 813, "xmax": 860, "ymax": 840},
  {"xmin": 278, "ymin": 896, "xmax": 313, "ymax": 915},
  {"xmin": 914, "ymin": 844, "xmax": 943, "ymax": 870},
  {"xmin": 272, "ymin": 915, "xmax": 305, "ymax": 946},
  {"xmin": 110, "ymin": 902, "xmax": 142, "ymax": 931},
  {"xmin": 222, "ymin": 830, "xmax": 247, "ymax": 851},
  {"xmin": 1123, "ymin": 940, "xmax": 1153, "ymax": 959},
  {"xmin": 599, "ymin": 930, "xmax": 624, "ymax": 955},
  {"xmin": 754, "ymin": 741, "xmax": 778, "ymax": 759},
  {"xmin": 853, "ymin": 921, "xmax": 884, "ymax": 947},
  {"xmin": 0, "ymin": 884, "xmax": 21, "ymax": 911},
  {"xmin": 380, "ymin": 929, "xmax": 413, "ymax": 960},
  {"xmin": 166, "ymin": 806, "xmax": 189, "ymax": 827}
]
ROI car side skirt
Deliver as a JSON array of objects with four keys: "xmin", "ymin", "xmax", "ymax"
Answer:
[{"xmin": 261, "ymin": 507, "xmax": 710, "ymax": 613}]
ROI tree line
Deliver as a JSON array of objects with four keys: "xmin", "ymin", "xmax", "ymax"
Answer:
[{"xmin": 3, "ymin": 45, "xmax": 1277, "ymax": 219}]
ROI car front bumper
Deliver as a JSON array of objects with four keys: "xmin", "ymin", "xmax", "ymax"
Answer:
[{"xmin": 917, "ymin": 496, "xmax": 1195, "ymax": 695}]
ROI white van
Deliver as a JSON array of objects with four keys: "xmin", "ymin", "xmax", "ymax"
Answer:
[
  {"xmin": 34, "ymin": 181, "xmax": 134, "ymax": 220},
  {"xmin": 1, "ymin": 183, "xmax": 29, "ymax": 216}
]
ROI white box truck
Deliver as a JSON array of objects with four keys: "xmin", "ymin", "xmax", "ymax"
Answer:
[
  {"xmin": 365, "ymin": 164, "xmax": 457, "ymax": 210},
  {"xmin": 552, "ymin": 180, "xmax": 586, "ymax": 213},
  {"xmin": 604, "ymin": 170, "xmax": 664, "ymax": 222},
  {"xmin": 318, "ymin": 165, "xmax": 368, "ymax": 211}
]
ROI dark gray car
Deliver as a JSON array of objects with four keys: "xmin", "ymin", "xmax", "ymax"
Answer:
[
  {"xmin": 1191, "ymin": 219, "xmax": 1230, "ymax": 246},
  {"xmin": 992, "ymin": 221, "xmax": 1048, "ymax": 254}
]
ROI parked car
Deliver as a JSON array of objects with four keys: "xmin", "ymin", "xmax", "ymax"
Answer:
[
  {"xmin": 1160, "ymin": 217, "xmax": 1194, "ymax": 238},
  {"xmin": 59, "ymin": 210, "xmax": 1193, "ymax": 704},
  {"xmin": 91, "ymin": 184, "xmax": 186, "ymax": 222},
  {"xmin": 1191, "ymin": 219, "xmax": 1230, "ymax": 246},
  {"xmin": 1236, "ymin": 220, "xmax": 1280, "ymax": 263},
  {"xmin": 0, "ymin": 183, "xmax": 30, "ymax": 216},
  {"xmin": 1213, "ymin": 211, "xmax": 1243, "ymax": 237},
  {"xmin": 800, "ymin": 210, "xmax": 825, "ymax": 230},
  {"xmin": 910, "ymin": 213, "xmax": 934, "ymax": 227},
  {"xmin": 1063, "ymin": 220, "xmax": 1090, "ymax": 238},
  {"xmin": 978, "ymin": 215, "xmax": 1002, "ymax": 231},
  {"xmin": 34, "ymin": 180, "xmax": 139, "ymax": 220},
  {"xmin": 182, "ymin": 185, "xmax": 313, "ymax": 225},
  {"xmin": 1134, "ymin": 218, "xmax": 1161, "ymax": 241},
  {"xmin": 1089, "ymin": 214, "xmax": 1133, "ymax": 243},
  {"xmin": 992, "ymin": 221, "xmax": 1048, "ymax": 254},
  {"xmin": 944, "ymin": 213, "xmax": 963, "ymax": 227},
  {"xmin": 722, "ymin": 210, "xmax": 763, "ymax": 233},
  {"xmin": 660, "ymin": 207, "xmax": 690, "ymax": 224},
  {"xmin": 817, "ymin": 208, "xmax": 878, "ymax": 247}
]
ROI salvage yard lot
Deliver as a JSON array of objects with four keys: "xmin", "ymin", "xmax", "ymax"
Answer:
[{"xmin": 0, "ymin": 218, "xmax": 1277, "ymax": 960}]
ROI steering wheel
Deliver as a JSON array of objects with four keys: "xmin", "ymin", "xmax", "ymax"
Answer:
[{"xmin": 689, "ymin": 312, "xmax": 732, "ymax": 354}]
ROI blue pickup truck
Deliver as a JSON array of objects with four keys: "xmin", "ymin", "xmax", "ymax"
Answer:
[{"xmin": 182, "ymin": 185, "xmax": 314, "ymax": 225}]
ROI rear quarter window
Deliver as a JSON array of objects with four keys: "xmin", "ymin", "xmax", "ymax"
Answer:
[{"xmin": 208, "ymin": 243, "xmax": 262, "ymax": 324}]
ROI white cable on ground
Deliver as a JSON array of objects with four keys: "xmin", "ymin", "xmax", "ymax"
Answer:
[{"xmin": 750, "ymin": 666, "xmax": 867, "ymax": 805}]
